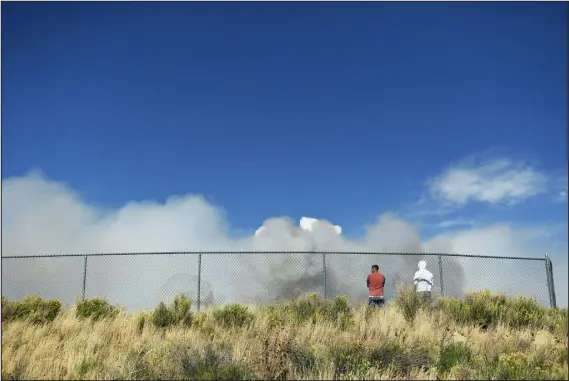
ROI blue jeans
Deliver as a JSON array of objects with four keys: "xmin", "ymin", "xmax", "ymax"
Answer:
[{"xmin": 368, "ymin": 296, "xmax": 385, "ymax": 308}]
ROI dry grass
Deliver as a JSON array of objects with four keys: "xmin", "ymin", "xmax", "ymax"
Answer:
[{"xmin": 2, "ymin": 292, "xmax": 568, "ymax": 380}]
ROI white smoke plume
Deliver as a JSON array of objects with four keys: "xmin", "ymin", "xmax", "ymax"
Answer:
[{"xmin": 2, "ymin": 171, "xmax": 566, "ymax": 310}]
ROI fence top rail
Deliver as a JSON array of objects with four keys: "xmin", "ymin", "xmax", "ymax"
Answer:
[{"xmin": 1, "ymin": 251, "xmax": 546, "ymax": 261}]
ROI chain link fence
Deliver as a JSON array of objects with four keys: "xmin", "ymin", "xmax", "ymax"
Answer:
[{"xmin": 1, "ymin": 251, "xmax": 557, "ymax": 311}]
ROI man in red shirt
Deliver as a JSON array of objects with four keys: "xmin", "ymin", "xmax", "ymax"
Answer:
[{"xmin": 367, "ymin": 264, "xmax": 386, "ymax": 308}]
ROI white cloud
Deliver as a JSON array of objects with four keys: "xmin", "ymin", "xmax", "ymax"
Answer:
[
  {"xmin": 435, "ymin": 219, "xmax": 476, "ymax": 229},
  {"xmin": 1, "ymin": 170, "xmax": 566, "ymax": 309},
  {"xmin": 427, "ymin": 157, "xmax": 549, "ymax": 206},
  {"xmin": 299, "ymin": 217, "xmax": 342, "ymax": 235},
  {"xmin": 555, "ymin": 189, "xmax": 568, "ymax": 203},
  {"xmin": 255, "ymin": 217, "xmax": 341, "ymax": 237}
]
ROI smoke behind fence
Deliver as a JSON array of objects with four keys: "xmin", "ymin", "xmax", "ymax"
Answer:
[
  {"xmin": 0, "ymin": 173, "xmax": 557, "ymax": 310},
  {"xmin": 2, "ymin": 251, "xmax": 551, "ymax": 310}
]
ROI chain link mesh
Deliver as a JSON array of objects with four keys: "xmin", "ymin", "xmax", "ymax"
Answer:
[
  {"xmin": 84, "ymin": 253, "xmax": 200, "ymax": 311},
  {"xmin": 1, "ymin": 252, "xmax": 553, "ymax": 310},
  {"xmin": 2, "ymin": 256, "xmax": 85, "ymax": 305},
  {"xmin": 439, "ymin": 255, "xmax": 550, "ymax": 306}
]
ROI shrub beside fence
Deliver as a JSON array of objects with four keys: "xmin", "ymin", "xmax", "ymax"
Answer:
[{"xmin": 1, "ymin": 251, "xmax": 557, "ymax": 312}]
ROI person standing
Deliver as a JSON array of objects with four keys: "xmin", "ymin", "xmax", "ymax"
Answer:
[
  {"xmin": 413, "ymin": 260, "xmax": 434, "ymax": 301},
  {"xmin": 367, "ymin": 265, "xmax": 385, "ymax": 308}
]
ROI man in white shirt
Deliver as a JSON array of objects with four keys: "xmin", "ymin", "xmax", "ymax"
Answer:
[{"xmin": 413, "ymin": 260, "xmax": 434, "ymax": 301}]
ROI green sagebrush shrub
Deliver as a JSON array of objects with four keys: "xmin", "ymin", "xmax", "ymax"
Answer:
[
  {"xmin": 436, "ymin": 290, "xmax": 564, "ymax": 332},
  {"xmin": 266, "ymin": 293, "xmax": 354, "ymax": 329},
  {"xmin": 76, "ymin": 298, "xmax": 120, "ymax": 321},
  {"xmin": 492, "ymin": 352, "xmax": 558, "ymax": 380},
  {"xmin": 329, "ymin": 340, "xmax": 433, "ymax": 379},
  {"xmin": 179, "ymin": 344, "xmax": 259, "ymax": 380},
  {"xmin": 212, "ymin": 303, "xmax": 255, "ymax": 329},
  {"xmin": 394, "ymin": 286, "xmax": 432, "ymax": 322},
  {"xmin": 151, "ymin": 294, "xmax": 193, "ymax": 328},
  {"xmin": 437, "ymin": 342, "xmax": 473, "ymax": 376},
  {"xmin": 120, "ymin": 342, "xmax": 259, "ymax": 380},
  {"xmin": 544, "ymin": 307, "xmax": 568, "ymax": 338},
  {"xmin": 2, "ymin": 295, "xmax": 61, "ymax": 324}
]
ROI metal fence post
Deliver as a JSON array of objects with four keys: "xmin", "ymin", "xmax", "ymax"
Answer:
[
  {"xmin": 545, "ymin": 253, "xmax": 557, "ymax": 309},
  {"xmin": 82, "ymin": 255, "xmax": 88, "ymax": 301},
  {"xmin": 322, "ymin": 253, "xmax": 327, "ymax": 299},
  {"xmin": 549, "ymin": 257, "xmax": 557, "ymax": 309},
  {"xmin": 438, "ymin": 254, "xmax": 445, "ymax": 298},
  {"xmin": 197, "ymin": 253, "xmax": 202, "ymax": 312}
]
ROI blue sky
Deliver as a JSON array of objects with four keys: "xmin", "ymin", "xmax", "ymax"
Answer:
[
  {"xmin": 2, "ymin": 2, "xmax": 568, "ymax": 306},
  {"xmin": 1, "ymin": 2, "xmax": 566, "ymax": 238},
  {"xmin": 3, "ymin": 1, "xmax": 567, "ymax": 235}
]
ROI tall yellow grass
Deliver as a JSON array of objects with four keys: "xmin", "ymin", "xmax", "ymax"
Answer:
[{"xmin": 2, "ymin": 296, "xmax": 568, "ymax": 380}]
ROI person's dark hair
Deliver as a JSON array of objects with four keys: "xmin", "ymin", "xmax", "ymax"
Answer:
[{"xmin": 371, "ymin": 265, "xmax": 379, "ymax": 271}]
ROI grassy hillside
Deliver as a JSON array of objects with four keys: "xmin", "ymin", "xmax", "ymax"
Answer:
[{"xmin": 2, "ymin": 289, "xmax": 568, "ymax": 380}]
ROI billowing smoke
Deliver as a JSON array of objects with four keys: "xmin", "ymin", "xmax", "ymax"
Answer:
[
  {"xmin": 2, "ymin": 171, "xmax": 565, "ymax": 310},
  {"xmin": 239, "ymin": 214, "xmax": 466, "ymax": 305}
]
